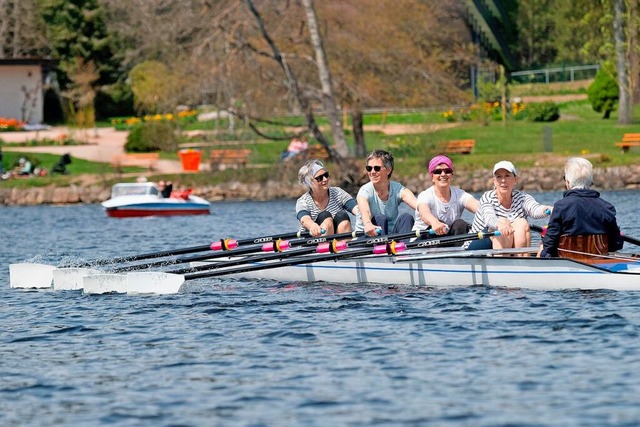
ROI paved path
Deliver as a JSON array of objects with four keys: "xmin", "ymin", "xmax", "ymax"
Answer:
[{"xmin": 1, "ymin": 126, "xmax": 184, "ymax": 173}]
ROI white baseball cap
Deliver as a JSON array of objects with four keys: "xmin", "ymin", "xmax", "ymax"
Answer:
[{"xmin": 492, "ymin": 160, "xmax": 517, "ymax": 176}]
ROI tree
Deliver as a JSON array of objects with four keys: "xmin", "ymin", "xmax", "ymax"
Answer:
[
  {"xmin": 0, "ymin": 0, "xmax": 48, "ymax": 58},
  {"xmin": 614, "ymin": 0, "xmax": 631, "ymax": 124},
  {"xmin": 588, "ymin": 62, "xmax": 619, "ymax": 119},
  {"xmin": 300, "ymin": 0, "xmax": 348, "ymax": 157},
  {"xmin": 39, "ymin": 0, "xmax": 119, "ymax": 87}
]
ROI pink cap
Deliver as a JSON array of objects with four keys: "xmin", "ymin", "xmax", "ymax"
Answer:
[
  {"xmin": 262, "ymin": 243, "xmax": 274, "ymax": 252},
  {"xmin": 428, "ymin": 155, "xmax": 454, "ymax": 174}
]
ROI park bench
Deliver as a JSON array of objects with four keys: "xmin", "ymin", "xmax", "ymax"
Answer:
[
  {"xmin": 615, "ymin": 133, "xmax": 640, "ymax": 153},
  {"xmin": 443, "ymin": 139, "xmax": 476, "ymax": 154},
  {"xmin": 209, "ymin": 149, "xmax": 252, "ymax": 170},
  {"xmin": 110, "ymin": 152, "xmax": 160, "ymax": 170}
]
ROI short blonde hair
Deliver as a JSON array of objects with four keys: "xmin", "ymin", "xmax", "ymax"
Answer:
[{"xmin": 298, "ymin": 159, "xmax": 326, "ymax": 188}]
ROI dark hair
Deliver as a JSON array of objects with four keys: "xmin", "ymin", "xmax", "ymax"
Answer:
[{"xmin": 365, "ymin": 149, "xmax": 394, "ymax": 177}]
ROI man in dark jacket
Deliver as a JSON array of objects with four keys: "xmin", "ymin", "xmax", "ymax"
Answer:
[{"xmin": 540, "ymin": 157, "xmax": 623, "ymax": 258}]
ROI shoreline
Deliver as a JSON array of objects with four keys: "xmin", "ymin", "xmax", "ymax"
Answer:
[{"xmin": 2, "ymin": 164, "xmax": 639, "ymax": 206}]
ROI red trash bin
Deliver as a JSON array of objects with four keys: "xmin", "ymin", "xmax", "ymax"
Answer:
[{"xmin": 178, "ymin": 149, "xmax": 202, "ymax": 172}]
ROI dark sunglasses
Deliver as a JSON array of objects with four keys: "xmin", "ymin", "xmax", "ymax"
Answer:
[
  {"xmin": 314, "ymin": 171, "xmax": 330, "ymax": 182},
  {"xmin": 365, "ymin": 165, "xmax": 383, "ymax": 172},
  {"xmin": 433, "ymin": 168, "xmax": 453, "ymax": 175}
]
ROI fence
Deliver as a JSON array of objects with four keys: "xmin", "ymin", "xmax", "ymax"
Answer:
[{"xmin": 510, "ymin": 64, "xmax": 600, "ymax": 84}]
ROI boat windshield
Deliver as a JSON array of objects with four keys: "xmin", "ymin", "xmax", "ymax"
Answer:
[{"xmin": 111, "ymin": 184, "xmax": 159, "ymax": 197}]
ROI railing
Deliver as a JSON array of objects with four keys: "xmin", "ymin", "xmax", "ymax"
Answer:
[{"xmin": 510, "ymin": 65, "xmax": 600, "ymax": 84}]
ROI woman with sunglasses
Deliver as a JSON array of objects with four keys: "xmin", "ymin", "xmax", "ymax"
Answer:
[
  {"xmin": 468, "ymin": 160, "xmax": 552, "ymax": 251},
  {"xmin": 356, "ymin": 149, "xmax": 418, "ymax": 236},
  {"xmin": 413, "ymin": 155, "xmax": 479, "ymax": 237},
  {"xmin": 296, "ymin": 159, "xmax": 358, "ymax": 237}
]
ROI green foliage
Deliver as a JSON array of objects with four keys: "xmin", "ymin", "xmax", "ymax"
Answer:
[
  {"xmin": 527, "ymin": 101, "xmax": 560, "ymax": 122},
  {"xmin": 39, "ymin": 0, "xmax": 119, "ymax": 89},
  {"xmin": 125, "ymin": 121, "xmax": 178, "ymax": 153},
  {"xmin": 129, "ymin": 61, "xmax": 178, "ymax": 114},
  {"xmin": 587, "ymin": 62, "xmax": 619, "ymax": 118},
  {"xmin": 95, "ymin": 81, "xmax": 135, "ymax": 119}
]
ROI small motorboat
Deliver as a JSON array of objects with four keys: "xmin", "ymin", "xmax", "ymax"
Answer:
[{"xmin": 102, "ymin": 182, "xmax": 210, "ymax": 218}]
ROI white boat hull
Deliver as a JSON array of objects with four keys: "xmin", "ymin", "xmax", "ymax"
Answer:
[{"xmin": 219, "ymin": 251, "xmax": 640, "ymax": 291}]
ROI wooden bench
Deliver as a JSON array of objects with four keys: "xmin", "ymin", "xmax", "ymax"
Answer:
[
  {"xmin": 305, "ymin": 145, "xmax": 330, "ymax": 160},
  {"xmin": 209, "ymin": 149, "xmax": 252, "ymax": 170},
  {"xmin": 444, "ymin": 139, "xmax": 476, "ymax": 154},
  {"xmin": 110, "ymin": 152, "xmax": 160, "ymax": 170},
  {"xmin": 615, "ymin": 133, "xmax": 640, "ymax": 153}
]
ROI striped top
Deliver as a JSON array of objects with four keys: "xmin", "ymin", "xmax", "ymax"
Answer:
[
  {"xmin": 296, "ymin": 187, "xmax": 356, "ymax": 229},
  {"xmin": 470, "ymin": 189, "xmax": 547, "ymax": 232}
]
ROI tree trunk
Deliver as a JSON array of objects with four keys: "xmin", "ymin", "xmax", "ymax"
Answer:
[
  {"xmin": 628, "ymin": 0, "xmax": 640, "ymax": 104},
  {"xmin": 614, "ymin": 0, "xmax": 631, "ymax": 124},
  {"xmin": 300, "ymin": 0, "xmax": 349, "ymax": 158},
  {"xmin": 244, "ymin": 0, "xmax": 339, "ymax": 162},
  {"xmin": 351, "ymin": 108, "xmax": 366, "ymax": 157}
]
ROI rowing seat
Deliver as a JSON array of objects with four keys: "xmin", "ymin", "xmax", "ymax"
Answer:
[{"xmin": 558, "ymin": 234, "xmax": 608, "ymax": 262}]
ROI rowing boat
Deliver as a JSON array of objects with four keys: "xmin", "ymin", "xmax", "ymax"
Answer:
[
  {"xmin": 102, "ymin": 182, "xmax": 210, "ymax": 218},
  {"xmin": 202, "ymin": 248, "xmax": 640, "ymax": 292}
]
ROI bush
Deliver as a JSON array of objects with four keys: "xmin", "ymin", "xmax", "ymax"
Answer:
[
  {"xmin": 125, "ymin": 120, "xmax": 178, "ymax": 153},
  {"xmin": 588, "ymin": 62, "xmax": 618, "ymax": 119},
  {"xmin": 527, "ymin": 101, "xmax": 560, "ymax": 122},
  {"xmin": 95, "ymin": 82, "xmax": 135, "ymax": 120}
]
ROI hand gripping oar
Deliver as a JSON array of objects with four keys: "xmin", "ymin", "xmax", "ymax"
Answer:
[
  {"xmin": 111, "ymin": 230, "xmax": 364, "ymax": 273},
  {"xmin": 121, "ymin": 231, "xmax": 498, "ymax": 294}
]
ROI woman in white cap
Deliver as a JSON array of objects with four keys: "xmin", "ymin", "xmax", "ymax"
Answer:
[
  {"xmin": 413, "ymin": 154, "xmax": 479, "ymax": 237},
  {"xmin": 469, "ymin": 160, "xmax": 552, "ymax": 251},
  {"xmin": 296, "ymin": 159, "xmax": 358, "ymax": 237}
]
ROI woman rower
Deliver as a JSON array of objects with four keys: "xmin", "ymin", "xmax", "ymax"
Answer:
[
  {"xmin": 413, "ymin": 155, "xmax": 479, "ymax": 237},
  {"xmin": 296, "ymin": 159, "xmax": 358, "ymax": 237},
  {"xmin": 469, "ymin": 160, "xmax": 552, "ymax": 252},
  {"xmin": 356, "ymin": 149, "xmax": 417, "ymax": 236}
]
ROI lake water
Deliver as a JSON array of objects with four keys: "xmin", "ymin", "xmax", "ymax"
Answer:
[{"xmin": 2, "ymin": 191, "xmax": 640, "ymax": 426}]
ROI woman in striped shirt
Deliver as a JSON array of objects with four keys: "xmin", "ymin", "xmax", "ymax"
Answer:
[
  {"xmin": 469, "ymin": 160, "xmax": 552, "ymax": 250},
  {"xmin": 296, "ymin": 159, "xmax": 358, "ymax": 236}
]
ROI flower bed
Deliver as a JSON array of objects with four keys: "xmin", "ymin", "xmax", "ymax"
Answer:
[{"xmin": 0, "ymin": 117, "xmax": 26, "ymax": 132}]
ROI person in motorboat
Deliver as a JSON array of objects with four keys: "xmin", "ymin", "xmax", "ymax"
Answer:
[
  {"xmin": 413, "ymin": 155, "xmax": 479, "ymax": 238},
  {"xmin": 356, "ymin": 149, "xmax": 418, "ymax": 236},
  {"xmin": 538, "ymin": 157, "xmax": 623, "ymax": 260},
  {"xmin": 158, "ymin": 180, "xmax": 173, "ymax": 198},
  {"xmin": 468, "ymin": 160, "xmax": 553, "ymax": 252},
  {"xmin": 296, "ymin": 159, "xmax": 358, "ymax": 237}
]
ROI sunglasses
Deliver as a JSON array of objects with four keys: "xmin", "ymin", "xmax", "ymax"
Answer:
[
  {"xmin": 365, "ymin": 165, "xmax": 383, "ymax": 172},
  {"xmin": 314, "ymin": 171, "xmax": 330, "ymax": 182},
  {"xmin": 433, "ymin": 168, "xmax": 453, "ymax": 175}
]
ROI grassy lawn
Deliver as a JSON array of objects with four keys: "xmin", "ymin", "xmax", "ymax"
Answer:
[{"xmin": 2, "ymin": 99, "xmax": 639, "ymax": 188}]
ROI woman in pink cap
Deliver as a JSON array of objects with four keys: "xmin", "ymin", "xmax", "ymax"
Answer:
[
  {"xmin": 413, "ymin": 155, "xmax": 479, "ymax": 237},
  {"xmin": 469, "ymin": 160, "xmax": 552, "ymax": 251}
]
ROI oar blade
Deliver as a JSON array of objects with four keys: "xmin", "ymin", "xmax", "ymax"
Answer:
[
  {"xmin": 83, "ymin": 274, "xmax": 127, "ymax": 295},
  {"xmin": 53, "ymin": 268, "xmax": 101, "ymax": 291},
  {"xmin": 9, "ymin": 263, "xmax": 56, "ymax": 289},
  {"xmin": 126, "ymin": 272, "xmax": 185, "ymax": 295}
]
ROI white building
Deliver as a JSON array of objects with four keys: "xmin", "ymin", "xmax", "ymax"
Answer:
[{"xmin": 0, "ymin": 58, "xmax": 56, "ymax": 124}]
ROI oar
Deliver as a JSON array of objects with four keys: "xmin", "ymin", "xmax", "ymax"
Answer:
[
  {"xmin": 531, "ymin": 223, "xmax": 640, "ymax": 247},
  {"xmin": 119, "ymin": 231, "xmax": 498, "ymax": 294},
  {"xmin": 10, "ymin": 229, "xmax": 314, "ymax": 287},
  {"xmin": 167, "ymin": 228, "xmax": 434, "ymax": 275},
  {"xmin": 111, "ymin": 230, "xmax": 363, "ymax": 273},
  {"xmin": 67, "ymin": 229, "xmax": 314, "ymax": 267}
]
